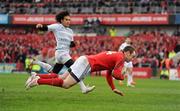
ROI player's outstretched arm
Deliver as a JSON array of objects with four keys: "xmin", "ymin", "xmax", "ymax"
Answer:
[
  {"xmin": 106, "ymin": 72, "xmax": 124, "ymax": 96},
  {"xmin": 113, "ymin": 88, "xmax": 124, "ymax": 96},
  {"xmin": 106, "ymin": 70, "xmax": 115, "ymax": 90}
]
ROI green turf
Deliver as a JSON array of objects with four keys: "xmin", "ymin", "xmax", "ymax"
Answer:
[{"xmin": 0, "ymin": 74, "xmax": 180, "ymax": 111}]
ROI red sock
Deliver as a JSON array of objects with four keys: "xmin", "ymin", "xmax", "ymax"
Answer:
[
  {"xmin": 37, "ymin": 73, "xmax": 58, "ymax": 79},
  {"xmin": 37, "ymin": 78, "xmax": 63, "ymax": 87}
]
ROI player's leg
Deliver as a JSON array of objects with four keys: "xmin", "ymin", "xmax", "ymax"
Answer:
[
  {"xmin": 26, "ymin": 57, "xmax": 79, "ymax": 89},
  {"xmin": 52, "ymin": 63, "xmax": 64, "ymax": 73},
  {"xmin": 127, "ymin": 68, "xmax": 136, "ymax": 87},
  {"xmin": 27, "ymin": 58, "xmax": 60, "ymax": 79},
  {"xmin": 31, "ymin": 71, "xmax": 87, "ymax": 89},
  {"xmin": 126, "ymin": 62, "xmax": 135, "ymax": 87},
  {"xmin": 60, "ymin": 70, "xmax": 94, "ymax": 91},
  {"xmin": 25, "ymin": 72, "xmax": 59, "ymax": 87},
  {"xmin": 62, "ymin": 56, "xmax": 94, "ymax": 90},
  {"xmin": 29, "ymin": 56, "xmax": 53, "ymax": 72},
  {"xmin": 28, "ymin": 55, "xmax": 85, "ymax": 82},
  {"xmin": 59, "ymin": 53, "xmax": 95, "ymax": 93},
  {"xmin": 127, "ymin": 68, "xmax": 132, "ymax": 86},
  {"xmin": 60, "ymin": 56, "xmax": 90, "ymax": 89},
  {"xmin": 25, "ymin": 71, "xmax": 77, "ymax": 90},
  {"xmin": 37, "ymin": 71, "xmax": 78, "ymax": 89},
  {"xmin": 26, "ymin": 56, "xmax": 95, "ymax": 93},
  {"xmin": 52, "ymin": 51, "xmax": 69, "ymax": 74},
  {"xmin": 26, "ymin": 58, "xmax": 62, "ymax": 86},
  {"xmin": 68, "ymin": 56, "xmax": 95, "ymax": 93},
  {"xmin": 59, "ymin": 58, "xmax": 74, "ymax": 79},
  {"xmin": 26, "ymin": 71, "xmax": 92, "ymax": 90},
  {"xmin": 64, "ymin": 58, "xmax": 94, "ymax": 93},
  {"xmin": 29, "ymin": 57, "xmax": 68, "ymax": 79},
  {"xmin": 56, "ymin": 71, "xmax": 95, "ymax": 94},
  {"xmin": 61, "ymin": 72, "xmax": 79, "ymax": 89}
]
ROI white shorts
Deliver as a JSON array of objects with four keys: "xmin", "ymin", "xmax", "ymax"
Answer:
[
  {"xmin": 68, "ymin": 56, "xmax": 91, "ymax": 82},
  {"xmin": 55, "ymin": 50, "xmax": 71, "ymax": 64},
  {"xmin": 124, "ymin": 61, "xmax": 133, "ymax": 68}
]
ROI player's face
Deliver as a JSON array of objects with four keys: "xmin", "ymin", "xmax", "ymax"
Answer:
[
  {"xmin": 125, "ymin": 38, "xmax": 131, "ymax": 44},
  {"xmin": 61, "ymin": 16, "xmax": 71, "ymax": 27},
  {"xmin": 125, "ymin": 51, "xmax": 136, "ymax": 62}
]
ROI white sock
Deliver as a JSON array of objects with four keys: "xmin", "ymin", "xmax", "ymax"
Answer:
[
  {"xmin": 33, "ymin": 60, "xmax": 53, "ymax": 72},
  {"xmin": 127, "ymin": 73, "xmax": 132, "ymax": 85},
  {"xmin": 78, "ymin": 81, "xmax": 87, "ymax": 92},
  {"xmin": 127, "ymin": 73, "xmax": 133, "ymax": 85},
  {"xmin": 130, "ymin": 74, "xmax": 133, "ymax": 83}
]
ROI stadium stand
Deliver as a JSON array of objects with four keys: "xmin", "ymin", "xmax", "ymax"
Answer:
[{"xmin": 0, "ymin": 0, "xmax": 180, "ymax": 14}]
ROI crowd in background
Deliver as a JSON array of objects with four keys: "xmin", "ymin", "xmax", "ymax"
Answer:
[
  {"xmin": 0, "ymin": 27, "xmax": 179, "ymax": 73},
  {"xmin": 0, "ymin": 0, "xmax": 179, "ymax": 14}
]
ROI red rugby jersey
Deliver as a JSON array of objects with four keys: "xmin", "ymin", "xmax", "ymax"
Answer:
[{"xmin": 87, "ymin": 51, "xmax": 125, "ymax": 90}]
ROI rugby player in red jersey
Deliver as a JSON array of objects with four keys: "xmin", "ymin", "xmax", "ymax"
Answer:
[{"xmin": 26, "ymin": 46, "xmax": 136, "ymax": 96}]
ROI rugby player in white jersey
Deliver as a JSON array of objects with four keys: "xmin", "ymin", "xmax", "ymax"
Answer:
[
  {"xmin": 26, "ymin": 11, "xmax": 95, "ymax": 94},
  {"xmin": 118, "ymin": 38, "xmax": 136, "ymax": 87}
]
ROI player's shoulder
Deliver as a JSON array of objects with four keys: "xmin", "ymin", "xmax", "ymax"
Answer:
[
  {"xmin": 114, "ymin": 51, "xmax": 124, "ymax": 58},
  {"xmin": 48, "ymin": 23, "xmax": 62, "ymax": 27},
  {"xmin": 121, "ymin": 42, "xmax": 128, "ymax": 46},
  {"xmin": 104, "ymin": 51, "xmax": 124, "ymax": 61},
  {"xmin": 116, "ymin": 51, "xmax": 124, "ymax": 55},
  {"xmin": 58, "ymin": 23, "xmax": 64, "ymax": 28},
  {"xmin": 103, "ymin": 51, "xmax": 122, "ymax": 55},
  {"xmin": 50, "ymin": 23, "xmax": 59, "ymax": 25}
]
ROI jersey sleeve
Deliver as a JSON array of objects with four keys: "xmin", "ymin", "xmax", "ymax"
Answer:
[
  {"xmin": 112, "ymin": 54, "xmax": 125, "ymax": 80},
  {"xmin": 113, "ymin": 65, "xmax": 124, "ymax": 80},
  {"xmin": 119, "ymin": 43, "xmax": 126, "ymax": 51},
  {"xmin": 118, "ymin": 46, "xmax": 121, "ymax": 51},
  {"xmin": 47, "ymin": 24, "xmax": 60, "ymax": 31},
  {"xmin": 106, "ymin": 70, "xmax": 115, "ymax": 90}
]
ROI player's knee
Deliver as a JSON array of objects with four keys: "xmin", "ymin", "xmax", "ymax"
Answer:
[
  {"xmin": 62, "ymin": 80, "xmax": 74, "ymax": 89},
  {"xmin": 62, "ymin": 84, "xmax": 71, "ymax": 89}
]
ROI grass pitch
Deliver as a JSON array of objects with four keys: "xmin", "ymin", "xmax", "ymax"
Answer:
[{"xmin": 0, "ymin": 74, "xmax": 180, "ymax": 111}]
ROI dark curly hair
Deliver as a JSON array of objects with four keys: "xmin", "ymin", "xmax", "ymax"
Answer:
[
  {"xmin": 123, "ymin": 46, "xmax": 135, "ymax": 54},
  {"xmin": 56, "ymin": 11, "xmax": 70, "ymax": 23}
]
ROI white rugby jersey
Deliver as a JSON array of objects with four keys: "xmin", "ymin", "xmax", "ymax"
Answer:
[
  {"xmin": 118, "ymin": 42, "xmax": 130, "ymax": 51},
  {"xmin": 48, "ymin": 23, "xmax": 74, "ymax": 52}
]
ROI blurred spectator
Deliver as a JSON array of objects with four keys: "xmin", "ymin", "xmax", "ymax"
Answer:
[
  {"xmin": 109, "ymin": 27, "xmax": 117, "ymax": 37},
  {"xmin": 160, "ymin": 55, "xmax": 170, "ymax": 79}
]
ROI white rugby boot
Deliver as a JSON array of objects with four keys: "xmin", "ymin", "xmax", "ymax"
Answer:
[
  {"xmin": 82, "ymin": 85, "xmax": 96, "ymax": 94},
  {"xmin": 26, "ymin": 76, "xmax": 40, "ymax": 90},
  {"xmin": 25, "ymin": 72, "xmax": 37, "ymax": 87}
]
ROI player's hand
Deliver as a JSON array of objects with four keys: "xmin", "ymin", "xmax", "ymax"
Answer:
[
  {"xmin": 121, "ymin": 67, "xmax": 127, "ymax": 75},
  {"xmin": 36, "ymin": 24, "xmax": 43, "ymax": 28},
  {"xmin": 113, "ymin": 88, "xmax": 124, "ymax": 96}
]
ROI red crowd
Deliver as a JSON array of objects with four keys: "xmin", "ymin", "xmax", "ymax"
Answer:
[{"xmin": 0, "ymin": 30, "xmax": 179, "ymax": 70}]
